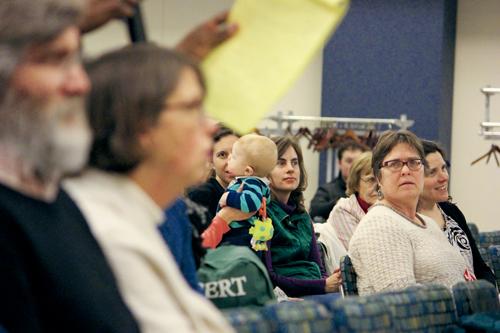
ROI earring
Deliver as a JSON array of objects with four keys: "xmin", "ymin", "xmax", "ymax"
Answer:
[{"xmin": 377, "ymin": 189, "xmax": 384, "ymax": 200}]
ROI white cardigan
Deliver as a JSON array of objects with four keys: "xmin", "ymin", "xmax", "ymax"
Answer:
[
  {"xmin": 313, "ymin": 222, "xmax": 347, "ymax": 274},
  {"xmin": 349, "ymin": 205, "xmax": 466, "ymax": 296},
  {"xmin": 64, "ymin": 169, "xmax": 233, "ymax": 333},
  {"xmin": 326, "ymin": 194, "xmax": 366, "ymax": 250}
]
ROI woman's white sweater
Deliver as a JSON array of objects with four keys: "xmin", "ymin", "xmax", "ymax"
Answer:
[{"xmin": 349, "ymin": 205, "xmax": 466, "ymax": 295}]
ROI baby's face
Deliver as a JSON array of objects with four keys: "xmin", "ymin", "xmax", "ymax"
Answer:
[{"xmin": 226, "ymin": 142, "xmax": 251, "ymax": 178}]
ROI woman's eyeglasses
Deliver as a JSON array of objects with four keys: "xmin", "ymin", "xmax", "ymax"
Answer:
[
  {"xmin": 360, "ymin": 175, "xmax": 376, "ymax": 184},
  {"xmin": 164, "ymin": 99, "xmax": 204, "ymax": 112},
  {"xmin": 380, "ymin": 158, "xmax": 423, "ymax": 172}
]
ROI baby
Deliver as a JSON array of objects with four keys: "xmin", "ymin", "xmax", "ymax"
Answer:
[{"xmin": 201, "ymin": 134, "xmax": 277, "ymax": 251}]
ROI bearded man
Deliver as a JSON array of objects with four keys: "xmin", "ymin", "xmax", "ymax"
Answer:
[{"xmin": 0, "ymin": 1, "xmax": 139, "ymax": 331}]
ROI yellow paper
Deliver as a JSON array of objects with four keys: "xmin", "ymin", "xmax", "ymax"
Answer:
[{"xmin": 202, "ymin": 0, "xmax": 349, "ymax": 134}]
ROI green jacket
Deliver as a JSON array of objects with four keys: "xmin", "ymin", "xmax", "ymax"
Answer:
[{"xmin": 266, "ymin": 200, "xmax": 323, "ymax": 282}]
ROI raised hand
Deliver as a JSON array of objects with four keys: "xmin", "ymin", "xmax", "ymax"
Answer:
[{"xmin": 176, "ymin": 10, "xmax": 238, "ymax": 62}]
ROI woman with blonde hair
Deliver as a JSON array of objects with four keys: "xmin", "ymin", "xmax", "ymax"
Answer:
[{"xmin": 326, "ymin": 151, "xmax": 377, "ymax": 250}]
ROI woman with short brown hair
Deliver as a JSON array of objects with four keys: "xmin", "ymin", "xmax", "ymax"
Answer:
[
  {"xmin": 65, "ymin": 44, "xmax": 233, "ymax": 332},
  {"xmin": 349, "ymin": 130, "xmax": 467, "ymax": 295}
]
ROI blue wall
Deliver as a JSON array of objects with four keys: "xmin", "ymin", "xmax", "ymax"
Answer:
[{"xmin": 319, "ymin": 0, "xmax": 457, "ymax": 184}]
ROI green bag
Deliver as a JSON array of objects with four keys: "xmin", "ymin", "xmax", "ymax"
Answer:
[{"xmin": 197, "ymin": 245, "xmax": 276, "ymax": 309}]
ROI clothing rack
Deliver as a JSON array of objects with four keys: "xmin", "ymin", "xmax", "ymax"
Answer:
[
  {"xmin": 479, "ymin": 87, "xmax": 500, "ymax": 139},
  {"xmin": 263, "ymin": 111, "xmax": 414, "ymax": 136},
  {"xmin": 261, "ymin": 111, "xmax": 415, "ymax": 183}
]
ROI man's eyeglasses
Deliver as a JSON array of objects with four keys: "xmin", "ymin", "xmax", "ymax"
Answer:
[{"xmin": 380, "ymin": 158, "xmax": 423, "ymax": 172}]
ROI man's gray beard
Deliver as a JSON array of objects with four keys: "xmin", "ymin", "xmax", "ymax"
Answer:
[{"xmin": 0, "ymin": 88, "xmax": 92, "ymax": 184}]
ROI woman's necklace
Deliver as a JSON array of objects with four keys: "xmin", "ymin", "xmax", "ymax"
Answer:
[{"xmin": 374, "ymin": 203, "xmax": 427, "ymax": 229}]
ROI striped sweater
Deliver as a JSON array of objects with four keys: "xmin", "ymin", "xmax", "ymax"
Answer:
[{"xmin": 223, "ymin": 176, "xmax": 270, "ymax": 228}]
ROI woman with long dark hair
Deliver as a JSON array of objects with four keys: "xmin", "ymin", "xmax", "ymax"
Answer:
[
  {"xmin": 264, "ymin": 136, "xmax": 341, "ymax": 297},
  {"xmin": 187, "ymin": 125, "xmax": 240, "ymax": 220},
  {"xmin": 417, "ymin": 140, "xmax": 496, "ymax": 287}
]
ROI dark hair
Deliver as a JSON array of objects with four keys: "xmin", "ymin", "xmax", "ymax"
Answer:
[
  {"xmin": 421, "ymin": 139, "xmax": 447, "ymax": 160},
  {"xmin": 213, "ymin": 124, "xmax": 240, "ymax": 143},
  {"xmin": 372, "ymin": 130, "xmax": 427, "ymax": 180},
  {"xmin": 271, "ymin": 136, "xmax": 307, "ymax": 212},
  {"xmin": 207, "ymin": 124, "xmax": 240, "ymax": 179},
  {"xmin": 86, "ymin": 43, "xmax": 204, "ymax": 173},
  {"xmin": 421, "ymin": 139, "xmax": 451, "ymax": 179},
  {"xmin": 337, "ymin": 140, "xmax": 368, "ymax": 161}
]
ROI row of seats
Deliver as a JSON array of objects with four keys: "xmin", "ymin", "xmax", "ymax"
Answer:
[
  {"xmin": 478, "ymin": 245, "xmax": 500, "ymax": 288},
  {"xmin": 340, "ymin": 227, "xmax": 500, "ymax": 297},
  {"xmin": 463, "ymin": 224, "xmax": 500, "ymax": 249},
  {"xmin": 339, "ymin": 245, "xmax": 500, "ymax": 297},
  {"xmin": 223, "ymin": 281, "xmax": 499, "ymax": 332},
  {"xmin": 222, "ymin": 225, "xmax": 500, "ymax": 332},
  {"xmin": 478, "ymin": 231, "xmax": 500, "ymax": 248},
  {"xmin": 469, "ymin": 225, "xmax": 500, "ymax": 288}
]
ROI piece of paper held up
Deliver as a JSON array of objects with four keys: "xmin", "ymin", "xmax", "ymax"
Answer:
[{"xmin": 202, "ymin": 0, "xmax": 349, "ymax": 134}]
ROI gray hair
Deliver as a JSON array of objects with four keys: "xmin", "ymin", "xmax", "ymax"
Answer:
[{"xmin": 0, "ymin": 0, "xmax": 84, "ymax": 97}]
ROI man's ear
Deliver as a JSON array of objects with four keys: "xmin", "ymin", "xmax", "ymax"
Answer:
[{"xmin": 244, "ymin": 165, "xmax": 255, "ymax": 176}]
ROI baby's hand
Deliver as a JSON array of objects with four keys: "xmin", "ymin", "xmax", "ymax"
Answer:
[{"xmin": 219, "ymin": 192, "xmax": 228, "ymax": 207}]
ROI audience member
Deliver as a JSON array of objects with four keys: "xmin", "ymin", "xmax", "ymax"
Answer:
[
  {"xmin": 64, "ymin": 44, "xmax": 233, "ymax": 332},
  {"xmin": 0, "ymin": 0, "xmax": 139, "ymax": 331},
  {"xmin": 326, "ymin": 151, "xmax": 377, "ymax": 249},
  {"xmin": 349, "ymin": 130, "xmax": 467, "ymax": 295},
  {"xmin": 264, "ymin": 136, "xmax": 341, "ymax": 297},
  {"xmin": 314, "ymin": 152, "xmax": 376, "ymax": 273},
  {"xmin": 418, "ymin": 139, "xmax": 497, "ymax": 287},
  {"xmin": 188, "ymin": 125, "xmax": 240, "ymax": 221},
  {"xmin": 310, "ymin": 140, "xmax": 367, "ymax": 221},
  {"xmin": 201, "ymin": 134, "xmax": 277, "ymax": 250},
  {"xmin": 187, "ymin": 126, "xmax": 247, "ymax": 266}
]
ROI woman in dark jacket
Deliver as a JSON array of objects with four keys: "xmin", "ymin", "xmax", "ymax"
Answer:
[
  {"xmin": 186, "ymin": 125, "xmax": 239, "ymax": 265},
  {"xmin": 187, "ymin": 125, "xmax": 239, "ymax": 220},
  {"xmin": 417, "ymin": 140, "xmax": 496, "ymax": 287}
]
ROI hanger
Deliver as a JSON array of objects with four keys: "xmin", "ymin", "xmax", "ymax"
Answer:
[
  {"xmin": 343, "ymin": 129, "xmax": 361, "ymax": 143},
  {"xmin": 362, "ymin": 129, "xmax": 380, "ymax": 148},
  {"xmin": 308, "ymin": 127, "xmax": 326, "ymax": 150},
  {"xmin": 470, "ymin": 144, "xmax": 500, "ymax": 166},
  {"xmin": 294, "ymin": 127, "xmax": 312, "ymax": 141},
  {"xmin": 315, "ymin": 127, "xmax": 336, "ymax": 151}
]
